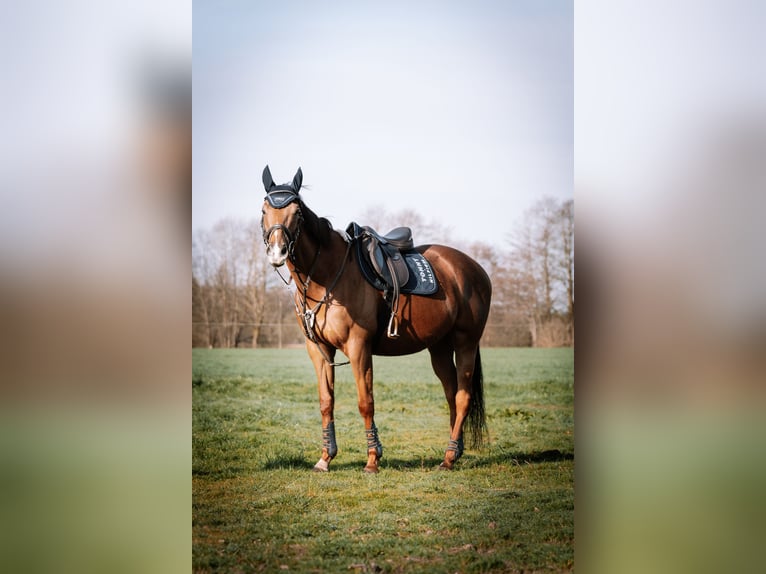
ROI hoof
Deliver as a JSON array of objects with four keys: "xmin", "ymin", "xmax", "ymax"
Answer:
[
  {"xmin": 313, "ymin": 458, "xmax": 330, "ymax": 472},
  {"xmin": 438, "ymin": 461, "xmax": 454, "ymax": 471},
  {"xmin": 363, "ymin": 465, "xmax": 379, "ymax": 474}
]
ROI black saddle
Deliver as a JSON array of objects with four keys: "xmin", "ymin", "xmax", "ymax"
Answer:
[
  {"xmin": 346, "ymin": 222, "xmax": 437, "ymax": 338},
  {"xmin": 366, "ymin": 226, "xmax": 414, "ymax": 250}
]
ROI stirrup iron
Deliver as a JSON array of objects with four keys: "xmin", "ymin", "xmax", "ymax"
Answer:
[{"xmin": 386, "ymin": 313, "xmax": 399, "ymax": 339}]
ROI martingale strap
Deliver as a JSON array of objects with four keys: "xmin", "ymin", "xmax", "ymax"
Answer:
[
  {"xmin": 322, "ymin": 421, "xmax": 338, "ymax": 459},
  {"xmin": 365, "ymin": 423, "xmax": 383, "ymax": 458},
  {"xmin": 293, "ymin": 240, "xmax": 354, "ymax": 367}
]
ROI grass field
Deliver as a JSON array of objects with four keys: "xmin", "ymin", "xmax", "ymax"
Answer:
[{"xmin": 193, "ymin": 348, "xmax": 574, "ymax": 573}]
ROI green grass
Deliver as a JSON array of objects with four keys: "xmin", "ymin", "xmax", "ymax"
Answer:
[{"xmin": 193, "ymin": 348, "xmax": 574, "ymax": 572}]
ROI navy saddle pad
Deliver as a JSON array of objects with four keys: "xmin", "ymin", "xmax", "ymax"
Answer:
[{"xmin": 349, "ymin": 235, "xmax": 439, "ymax": 296}]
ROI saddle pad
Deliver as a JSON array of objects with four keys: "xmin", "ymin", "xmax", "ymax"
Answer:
[{"xmin": 355, "ymin": 240, "xmax": 439, "ymax": 296}]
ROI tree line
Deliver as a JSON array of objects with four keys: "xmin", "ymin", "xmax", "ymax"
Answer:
[{"xmin": 192, "ymin": 196, "xmax": 573, "ymax": 348}]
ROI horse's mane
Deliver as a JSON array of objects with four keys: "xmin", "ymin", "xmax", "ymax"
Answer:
[{"xmin": 300, "ymin": 200, "xmax": 334, "ymax": 247}]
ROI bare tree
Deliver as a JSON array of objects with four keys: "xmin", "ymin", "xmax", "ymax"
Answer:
[
  {"xmin": 465, "ymin": 241, "xmax": 528, "ymax": 346},
  {"xmin": 192, "ymin": 198, "xmax": 573, "ymax": 348},
  {"xmin": 192, "ymin": 218, "xmax": 272, "ymax": 348},
  {"xmin": 192, "ymin": 229, "xmax": 217, "ymax": 346},
  {"xmin": 357, "ymin": 205, "xmax": 452, "ymax": 245},
  {"xmin": 191, "ymin": 274, "xmax": 210, "ymax": 347},
  {"xmin": 558, "ymin": 199, "xmax": 575, "ymax": 344},
  {"xmin": 508, "ymin": 197, "xmax": 574, "ymax": 347}
]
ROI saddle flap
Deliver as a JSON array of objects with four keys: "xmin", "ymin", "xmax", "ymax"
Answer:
[{"xmin": 367, "ymin": 241, "xmax": 409, "ymax": 288}]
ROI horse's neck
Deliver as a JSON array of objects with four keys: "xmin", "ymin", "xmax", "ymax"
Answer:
[{"xmin": 288, "ymin": 229, "xmax": 345, "ymax": 288}]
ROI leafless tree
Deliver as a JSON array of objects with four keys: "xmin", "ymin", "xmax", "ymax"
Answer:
[
  {"xmin": 357, "ymin": 205, "xmax": 452, "ymax": 245},
  {"xmin": 507, "ymin": 197, "xmax": 574, "ymax": 347},
  {"xmin": 558, "ymin": 199, "xmax": 575, "ymax": 344},
  {"xmin": 192, "ymin": 198, "xmax": 573, "ymax": 348},
  {"xmin": 192, "ymin": 218, "xmax": 273, "ymax": 348}
]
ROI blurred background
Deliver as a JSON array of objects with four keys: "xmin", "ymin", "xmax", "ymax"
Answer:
[
  {"xmin": 0, "ymin": 0, "xmax": 764, "ymax": 572},
  {"xmin": 577, "ymin": 1, "xmax": 766, "ymax": 572},
  {"xmin": 0, "ymin": 0, "xmax": 189, "ymax": 572}
]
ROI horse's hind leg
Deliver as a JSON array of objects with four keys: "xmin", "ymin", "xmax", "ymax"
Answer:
[
  {"xmin": 429, "ymin": 341, "xmax": 463, "ymax": 469},
  {"xmin": 434, "ymin": 337, "xmax": 480, "ymax": 470}
]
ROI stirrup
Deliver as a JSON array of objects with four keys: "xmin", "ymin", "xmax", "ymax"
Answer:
[{"xmin": 386, "ymin": 313, "xmax": 399, "ymax": 339}]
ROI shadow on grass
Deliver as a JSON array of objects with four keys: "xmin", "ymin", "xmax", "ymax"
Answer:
[
  {"xmin": 383, "ymin": 448, "xmax": 574, "ymax": 471},
  {"xmin": 484, "ymin": 448, "xmax": 574, "ymax": 466},
  {"xmin": 258, "ymin": 449, "xmax": 573, "ymax": 472},
  {"xmin": 262, "ymin": 455, "xmax": 315, "ymax": 471}
]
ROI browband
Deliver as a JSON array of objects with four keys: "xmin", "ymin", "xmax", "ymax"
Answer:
[{"xmin": 265, "ymin": 188, "xmax": 300, "ymax": 208}]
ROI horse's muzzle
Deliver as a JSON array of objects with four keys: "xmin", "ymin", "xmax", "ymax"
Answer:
[{"xmin": 267, "ymin": 244, "xmax": 289, "ymax": 267}]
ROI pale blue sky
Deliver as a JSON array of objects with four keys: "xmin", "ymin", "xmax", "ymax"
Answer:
[{"xmin": 193, "ymin": 1, "xmax": 573, "ymax": 246}]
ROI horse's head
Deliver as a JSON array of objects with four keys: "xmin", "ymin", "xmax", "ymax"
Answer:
[{"xmin": 261, "ymin": 165, "xmax": 303, "ymax": 267}]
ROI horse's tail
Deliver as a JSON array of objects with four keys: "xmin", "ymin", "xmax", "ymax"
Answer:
[{"xmin": 467, "ymin": 347, "xmax": 488, "ymax": 449}]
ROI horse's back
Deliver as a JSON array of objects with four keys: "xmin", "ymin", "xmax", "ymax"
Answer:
[{"xmin": 419, "ymin": 244, "xmax": 492, "ymax": 306}]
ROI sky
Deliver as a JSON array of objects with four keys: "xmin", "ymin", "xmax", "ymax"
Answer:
[{"xmin": 193, "ymin": 0, "xmax": 573, "ymax": 247}]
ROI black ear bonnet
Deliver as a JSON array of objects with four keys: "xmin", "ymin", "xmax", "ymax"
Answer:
[{"xmin": 262, "ymin": 165, "xmax": 303, "ymax": 208}]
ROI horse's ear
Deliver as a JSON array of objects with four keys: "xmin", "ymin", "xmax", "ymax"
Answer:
[
  {"xmin": 262, "ymin": 165, "xmax": 275, "ymax": 191},
  {"xmin": 292, "ymin": 167, "xmax": 303, "ymax": 192}
]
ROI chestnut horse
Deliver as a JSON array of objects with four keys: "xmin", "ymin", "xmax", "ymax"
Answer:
[{"xmin": 260, "ymin": 166, "xmax": 492, "ymax": 472}]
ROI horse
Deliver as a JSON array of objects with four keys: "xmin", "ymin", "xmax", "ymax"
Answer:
[{"xmin": 260, "ymin": 166, "xmax": 492, "ymax": 473}]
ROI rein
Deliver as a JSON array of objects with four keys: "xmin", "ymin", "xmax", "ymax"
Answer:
[
  {"xmin": 266, "ymin": 206, "xmax": 352, "ymax": 367},
  {"xmin": 263, "ymin": 197, "xmax": 353, "ymax": 366},
  {"xmin": 292, "ymin": 239, "xmax": 353, "ymax": 367}
]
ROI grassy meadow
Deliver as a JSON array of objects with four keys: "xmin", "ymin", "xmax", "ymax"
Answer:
[{"xmin": 192, "ymin": 347, "xmax": 574, "ymax": 572}]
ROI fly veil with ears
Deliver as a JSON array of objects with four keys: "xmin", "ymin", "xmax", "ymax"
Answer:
[{"xmin": 262, "ymin": 165, "xmax": 302, "ymax": 208}]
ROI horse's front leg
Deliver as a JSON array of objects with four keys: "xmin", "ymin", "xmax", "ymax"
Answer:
[
  {"xmin": 349, "ymin": 341, "xmax": 382, "ymax": 473},
  {"xmin": 307, "ymin": 342, "xmax": 337, "ymax": 472}
]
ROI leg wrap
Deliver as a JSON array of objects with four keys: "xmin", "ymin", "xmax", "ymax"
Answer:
[
  {"xmin": 365, "ymin": 422, "xmax": 383, "ymax": 459},
  {"xmin": 446, "ymin": 436, "xmax": 465, "ymax": 461},
  {"xmin": 322, "ymin": 421, "xmax": 338, "ymax": 459}
]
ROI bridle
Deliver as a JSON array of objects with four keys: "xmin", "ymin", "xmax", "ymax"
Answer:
[
  {"xmin": 261, "ymin": 193, "xmax": 352, "ymax": 367},
  {"xmin": 261, "ymin": 203, "xmax": 303, "ymax": 262}
]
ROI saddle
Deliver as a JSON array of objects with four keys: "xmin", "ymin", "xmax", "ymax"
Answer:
[{"xmin": 346, "ymin": 222, "xmax": 437, "ymax": 339}]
